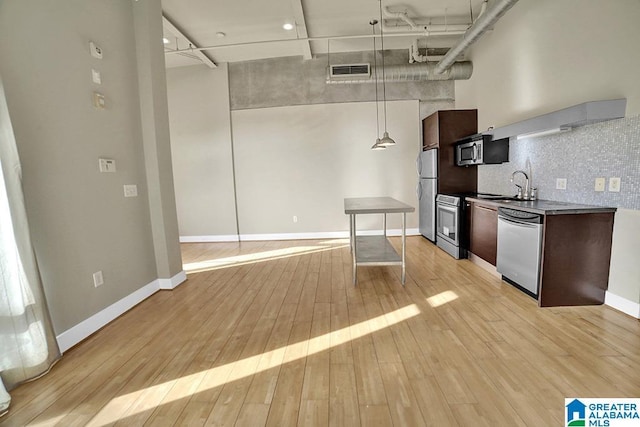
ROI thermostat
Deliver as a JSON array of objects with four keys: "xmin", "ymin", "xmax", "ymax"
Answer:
[{"xmin": 93, "ymin": 92, "xmax": 106, "ymax": 109}]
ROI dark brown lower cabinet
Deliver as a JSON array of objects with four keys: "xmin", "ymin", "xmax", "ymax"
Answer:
[
  {"xmin": 538, "ymin": 212, "xmax": 615, "ymax": 307},
  {"xmin": 467, "ymin": 199, "xmax": 615, "ymax": 307},
  {"xmin": 469, "ymin": 201, "xmax": 498, "ymax": 265}
]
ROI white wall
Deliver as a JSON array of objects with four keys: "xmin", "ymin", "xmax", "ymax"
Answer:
[
  {"xmin": 166, "ymin": 65, "xmax": 237, "ymax": 239},
  {"xmin": 455, "ymin": 0, "xmax": 640, "ymax": 310},
  {"xmin": 231, "ymin": 101, "xmax": 420, "ymax": 237}
]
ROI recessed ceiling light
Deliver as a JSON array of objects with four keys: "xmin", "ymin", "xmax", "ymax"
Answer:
[
  {"xmin": 283, "ymin": 23, "xmax": 294, "ymax": 31},
  {"xmin": 162, "ymin": 37, "xmax": 170, "ymax": 44}
]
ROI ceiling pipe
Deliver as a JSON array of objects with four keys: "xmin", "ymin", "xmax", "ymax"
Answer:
[
  {"xmin": 326, "ymin": 61, "xmax": 473, "ymax": 84},
  {"xmin": 382, "ymin": 6, "xmax": 419, "ymax": 30},
  {"xmin": 381, "ymin": 6, "xmax": 470, "ymax": 34},
  {"xmin": 435, "ymin": 0, "xmax": 518, "ymax": 74},
  {"xmin": 164, "ymin": 31, "xmax": 468, "ymax": 56},
  {"xmin": 381, "ymin": 23, "xmax": 468, "ymax": 34},
  {"xmin": 409, "ymin": 40, "xmax": 428, "ymax": 63}
]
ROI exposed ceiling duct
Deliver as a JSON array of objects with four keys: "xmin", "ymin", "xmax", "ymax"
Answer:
[
  {"xmin": 435, "ymin": 0, "xmax": 518, "ymax": 74},
  {"xmin": 326, "ymin": 61, "xmax": 472, "ymax": 84}
]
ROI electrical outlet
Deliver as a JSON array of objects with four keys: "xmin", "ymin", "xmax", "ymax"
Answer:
[
  {"xmin": 609, "ymin": 177, "xmax": 621, "ymax": 192},
  {"xmin": 293, "ymin": 215, "xmax": 298, "ymax": 223},
  {"xmin": 556, "ymin": 178, "xmax": 567, "ymax": 190},
  {"xmin": 93, "ymin": 271, "xmax": 104, "ymax": 287},
  {"xmin": 595, "ymin": 177, "xmax": 605, "ymax": 192}
]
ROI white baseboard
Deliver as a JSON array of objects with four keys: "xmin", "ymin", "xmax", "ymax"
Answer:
[
  {"xmin": 159, "ymin": 270, "xmax": 187, "ymax": 290},
  {"xmin": 467, "ymin": 252, "xmax": 501, "ymax": 278},
  {"xmin": 181, "ymin": 229, "xmax": 420, "ymax": 243},
  {"xmin": 605, "ymin": 292, "xmax": 640, "ymax": 319},
  {"xmin": 180, "ymin": 234, "xmax": 239, "ymax": 243},
  {"xmin": 56, "ymin": 270, "xmax": 187, "ymax": 352}
]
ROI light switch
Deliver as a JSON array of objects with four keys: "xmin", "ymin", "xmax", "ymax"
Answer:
[
  {"xmin": 98, "ymin": 158, "xmax": 116, "ymax": 172},
  {"xmin": 123, "ymin": 184, "xmax": 138, "ymax": 198},
  {"xmin": 556, "ymin": 178, "xmax": 567, "ymax": 190},
  {"xmin": 595, "ymin": 177, "xmax": 605, "ymax": 192},
  {"xmin": 93, "ymin": 271, "xmax": 104, "ymax": 287},
  {"xmin": 91, "ymin": 68, "xmax": 102, "ymax": 84}
]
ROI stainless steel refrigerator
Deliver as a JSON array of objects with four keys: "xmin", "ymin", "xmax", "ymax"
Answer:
[{"xmin": 417, "ymin": 149, "xmax": 438, "ymax": 241}]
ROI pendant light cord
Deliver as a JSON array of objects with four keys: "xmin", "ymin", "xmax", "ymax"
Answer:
[
  {"xmin": 379, "ymin": 0, "xmax": 388, "ymax": 133},
  {"xmin": 371, "ymin": 21, "xmax": 380, "ymax": 138}
]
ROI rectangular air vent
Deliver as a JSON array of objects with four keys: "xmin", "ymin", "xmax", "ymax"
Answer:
[{"xmin": 329, "ymin": 63, "xmax": 371, "ymax": 79}]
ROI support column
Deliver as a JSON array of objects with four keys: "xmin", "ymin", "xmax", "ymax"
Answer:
[{"xmin": 132, "ymin": 0, "xmax": 184, "ymax": 287}]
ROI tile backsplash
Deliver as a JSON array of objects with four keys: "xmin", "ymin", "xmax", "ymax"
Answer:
[{"xmin": 478, "ymin": 114, "xmax": 640, "ymax": 210}]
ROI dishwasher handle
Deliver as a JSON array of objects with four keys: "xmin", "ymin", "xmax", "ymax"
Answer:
[
  {"xmin": 498, "ymin": 215, "xmax": 542, "ymax": 229},
  {"xmin": 498, "ymin": 207, "xmax": 543, "ymax": 224}
]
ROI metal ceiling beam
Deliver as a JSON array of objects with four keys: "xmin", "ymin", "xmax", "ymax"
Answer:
[
  {"xmin": 162, "ymin": 14, "xmax": 217, "ymax": 68},
  {"xmin": 291, "ymin": 0, "xmax": 312, "ymax": 60},
  {"xmin": 164, "ymin": 31, "xmax": 466, "ymax": 55}
]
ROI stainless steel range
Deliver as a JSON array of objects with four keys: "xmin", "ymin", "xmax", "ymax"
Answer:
[{"xmin": 435, "ymin": 194, "xmax": 465, "ymax": 259}]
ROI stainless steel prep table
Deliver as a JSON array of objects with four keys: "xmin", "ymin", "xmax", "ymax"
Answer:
[{"xmin": 344, "ymin": 197, "xmax": 415, "ymax": 285}]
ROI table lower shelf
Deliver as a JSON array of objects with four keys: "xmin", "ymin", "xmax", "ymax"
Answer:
[{"xmin": 355, "ymin": 235, "xmax": 402, "ymax": 265}]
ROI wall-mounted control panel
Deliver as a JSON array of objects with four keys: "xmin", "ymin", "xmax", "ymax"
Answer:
[
  {"xmin": 93, "ymin": 92, "xmax": 105, "ymax": 109},
  {"xmin": 89, "ymin": 41, "xmax": 103, "ymax": 59},
  {"xmin": 98, "ymin": 158, "xmax": 116, "ymax": 173},
  {"xmin": 123, "ymin": 184, "xmax": 138, "ymax": 198}
]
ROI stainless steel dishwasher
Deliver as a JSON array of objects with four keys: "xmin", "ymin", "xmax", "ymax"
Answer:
[{"xmin": 496, "ymin": 207, "xmax": 544, "ymax": 297}]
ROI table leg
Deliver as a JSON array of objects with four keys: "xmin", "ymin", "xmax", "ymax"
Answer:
[
  {"xmin": 352, "ymin": 214, "xmax": 357, "ymax": 286},
  {"xmin": 402, "ymin": 212, "xmax": 406, "ymax": 285},
  {"xmin": 349, "ymin": 214, "xmax": 353, "ymax": 253},
  {"xmin": 383, "ymin": 213, "xmax": 387, "ymax": 238}
]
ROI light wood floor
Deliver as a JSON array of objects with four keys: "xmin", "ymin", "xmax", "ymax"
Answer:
[{"xmin": 3, "ymin": 237, "xmax": 640, "ymax": 426}]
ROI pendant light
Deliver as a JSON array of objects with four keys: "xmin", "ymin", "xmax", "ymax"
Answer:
[
  {"xmin": 377, "ymin": 0, "xmax": 395, "ymax": 147},
  {"xmin": 370, "ymin": 20, "xmax": 385, "ymax": 150}
]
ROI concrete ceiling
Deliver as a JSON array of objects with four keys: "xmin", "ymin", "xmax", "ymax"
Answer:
[{"xmin": 161, "ymin": 0, "xmax": 489, "ymax": 68}]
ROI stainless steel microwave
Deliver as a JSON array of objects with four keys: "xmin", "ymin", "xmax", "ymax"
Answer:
[{"xmin": 455, "ymin": 134, "xmax": 509, "ymax": 166}]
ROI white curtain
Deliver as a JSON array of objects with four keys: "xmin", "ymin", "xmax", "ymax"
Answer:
[{"xmin": 0, "ymin": 76, "xmax": 60, "ymax": 416}]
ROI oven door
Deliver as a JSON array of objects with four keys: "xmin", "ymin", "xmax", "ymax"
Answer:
[{"xmin": 436, "ymin": 202, "xmax": 460, "ymax": 246}]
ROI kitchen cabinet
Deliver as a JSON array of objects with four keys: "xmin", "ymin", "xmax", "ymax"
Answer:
[
  {"xmin": 422, "ymin": 110, "xmax": 478, "ymax": 194},
  {"xmin": 539, "ymin": 213, "xmax": 614, "ymax": 307},
  {"xmin": 468, "ymin": 201, "xmax": 498, "ymax": 265},
  {"xmin": 466, "ymin": 197, "xmax": 616, "ymax": 307}
]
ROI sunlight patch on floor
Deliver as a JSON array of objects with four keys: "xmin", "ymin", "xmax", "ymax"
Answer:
[
  {"xmin": 426, "ymin": 290, "xmax": 459, "ymax": 307},
  {"xmin": 87, "ymin": 304, "xmax": 421, "ymax": 425},
  {"xmin": 30, "ymin": 414, "xmax": 66, "ymax": 426},
  {"xmin": 183, "ymin": 244, "xmax": 348, "ymax": 274}
]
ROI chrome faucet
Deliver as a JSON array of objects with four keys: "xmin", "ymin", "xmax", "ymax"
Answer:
[{"xmin": 511, "ymin": 170, "xmax": 530, "ymax": 199}]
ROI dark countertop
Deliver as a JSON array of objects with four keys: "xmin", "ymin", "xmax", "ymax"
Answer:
[{"xmin": 466, "ymin": 197, "xmax": 617, "ymax": 215}]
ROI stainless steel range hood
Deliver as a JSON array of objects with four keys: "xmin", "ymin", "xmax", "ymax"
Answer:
[{"xmin": 491, "ymin": 99, "xmax": 627, "ymax": 140}]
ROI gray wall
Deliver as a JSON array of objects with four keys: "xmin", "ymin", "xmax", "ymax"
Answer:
[
  {"xmin": 0, "ymin": 0, "xmax": 182, "ymax": 333},
  {"xmin": 167, "ymin": 52, "xmax": 454, "ymax": 240},
  {"xmin": 455, "ymin": 0, "xmax": 640, "ymax": 306},
  {"xmin": 167, "ymin": 65, "xmax": 238, "ymax": 238},
  {"xmin": 232, "ymin": 101, "xmax": 420, "ymax": 236}
]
